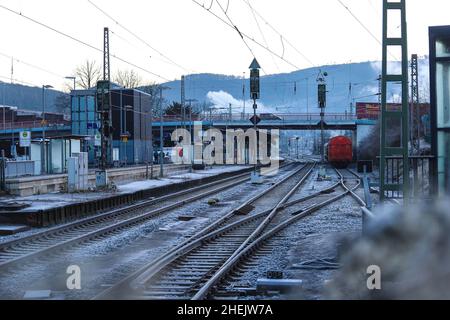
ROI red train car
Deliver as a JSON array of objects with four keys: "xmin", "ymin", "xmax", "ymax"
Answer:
[{"xmin": 325, "ymin": 136, "xmax": 353, "ymax": 168}]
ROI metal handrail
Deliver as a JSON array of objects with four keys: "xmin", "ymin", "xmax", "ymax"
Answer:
[
  {"xmin": 152, "ymin": 113, "xmax": 358, "ymax": 123},
  {"xmin": 0, "ymin": 121, "xmax": 70, "ymax": 130}
]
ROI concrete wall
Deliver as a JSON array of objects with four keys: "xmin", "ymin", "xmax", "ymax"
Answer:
[{"xmin": 5, "ymin": 164, "xmax": 190, "ymax": 196}]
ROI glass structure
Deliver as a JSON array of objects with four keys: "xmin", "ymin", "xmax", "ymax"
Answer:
[
  {"xmin": 71, "ymin": 87, "xmax": 152, "ymax": 166},
  {"xmin": 430, "ymin": 26, "xmax": 450, "ymax": 195}
]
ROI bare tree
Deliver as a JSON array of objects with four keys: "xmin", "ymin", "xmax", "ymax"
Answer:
[
  {"xmin": 114, "ymin": 69, "xmax": 143, "ymax": 88},
  {"xmin": 75, "ymin": 60, "xmax": 102, "ymax": 89}
]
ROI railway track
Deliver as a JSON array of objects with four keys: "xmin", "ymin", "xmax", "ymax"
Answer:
[
  {"xmin": 210, "ymin": 169, "xmax": 365, "ymax": 299},
  {"xmin": 95, "ymin": 167, "xmax": 365, "ymax": 300},
  {"xmin": 95, "ymin": 163, "xmax": 319, "ymax": 299},
  {"xmin": 190, "ymin": 168, "xmax": 364, "ymax": 300},
  {"xmin": 0, "ymin": 164, "xmax": 296, "ymax": 271}
]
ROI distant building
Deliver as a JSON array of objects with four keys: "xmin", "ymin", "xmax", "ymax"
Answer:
[
  {"xmin": 70, "ymin": 87, "xmax": 152, "ymax": 166},
  {"xmin": 356, "ymin": 102, "xmax": 431, "ymax": 140},
  {"xmin": 356, "ymin": 102, "xmax": 431, "ymax": 121}
]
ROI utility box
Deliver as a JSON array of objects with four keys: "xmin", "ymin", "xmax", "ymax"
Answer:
[
  {"xmin": 68, "ymin": 152, "xmax": 89, "ymax": 192},
  {"xmin": 113, "ymin": 148, "xmax": 120, "ymax": 167},
  {"xmin": 68, "ymin": 157, "xmax": 79, "ymax": 193},
  {"xmin": 96, "ymin": 170, "xmax": 108, "ymax": 188}
]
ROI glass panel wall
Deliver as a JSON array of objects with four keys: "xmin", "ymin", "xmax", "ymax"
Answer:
[
  {"xmin": 436, "ymin": 37, "xmax": 450, "ymax": 58},
  {"xmin": 71, "ymin": 96, "xmax": 79, "ymax": 135},
  {"xmin": 436, "ymin": 62, "xmax": 450, "ymax": 129},
  {"xmin": 437, "ymin": 131, "xmax": 450, "ymax": 196},
  {"xmin": 431, "ymin": 28, "xmax": 450, "ymax": 195}
]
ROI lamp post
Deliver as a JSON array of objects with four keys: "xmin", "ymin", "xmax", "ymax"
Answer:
[
  {"xmin": 288, "ymin": 138, "xmax": 291, "ymax": 157},
  {"xmin": 158, "ymin": 86, "xmax": 171, "ymax": 178},
  {"xmin": 42, "ymin": 84, "xmax": 53, "ymax": 174},
  {"xmin": 242, "ymin": 72, "xmax": 246, "ymax": 120},
  {"xmin": 65, "ymin": 76, "xmax": 76, "ymax": 91},
  {"xmin": 186, "ymin": 98, "xmax": 198, "ymax": 173}
]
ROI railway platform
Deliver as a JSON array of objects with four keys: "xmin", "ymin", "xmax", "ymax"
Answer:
[{"xmin": 0, "ymin": 165, "xmax": 253, "ymax": 228}]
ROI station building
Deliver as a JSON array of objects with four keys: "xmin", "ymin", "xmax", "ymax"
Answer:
[{"xmin": 71, "ymin": 85, "xmax": 152, "ymax": 166}]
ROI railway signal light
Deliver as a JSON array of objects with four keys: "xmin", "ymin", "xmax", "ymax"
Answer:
[
  {"xmin": 249, "ymin": 58, "xmax": 263, "ymax": 184},
  {"xmin": 96, "ymin": 80, "xmax": 112, "ymax": 171},
  {"xmin": 318, "ymin": 84, "xmax": 326, "ymax": 108},
  {"xmin": 316, "ymin": 70, "xmax": 328, "ymax": 163},
  {"xmin": 249, "ymin": 58, "xmax": 261, "ymax": 101}
]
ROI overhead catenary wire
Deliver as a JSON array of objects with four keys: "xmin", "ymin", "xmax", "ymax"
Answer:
[
  {"xmin": 0, "ymin": 51, "xmax": 66, "ymax": 80},
  {"xmin": 191, "ymin": 0, "xmax": 301, "ymax": 71},
  {"xmin": 241, "ymin": 0, "xmax": 316, "ymax": 68},
  {"xmin": 0, "ymin": 75, "xmax": 38, "ymax": 87},
  {"xmin": 244, "ymin": 0, "xmax": 280, "ymax": 72},
  {"xmin": 87, "ymin": 0, "xmax": 193, "ymax": 74},
  {"xmin": 337, "ymin": 0, "xmax": 381, "ymax": 46},
  {"xmin": 336, "ymin": 0, "xmax": 398, "ymax": 61},
  {"xmin": 0, "ymin": 3, "xmax": 172, "ymax": 83},
  {"xmin": 109, "ymin": 29, "xmax": 190, "ymax": 75},
  {"xmin": 213, "ymin": 0, "xmax": 266, "ymax": 74}
]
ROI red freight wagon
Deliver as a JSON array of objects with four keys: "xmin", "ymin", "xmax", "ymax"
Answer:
[{"xmin": 325, "ymin": 136, "xmax": 353, "ymax": 168}]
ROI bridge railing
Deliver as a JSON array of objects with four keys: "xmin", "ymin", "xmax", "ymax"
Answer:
[
  {"xmin": 153, "ymin": 113, "xmax": 358, "ymax": 123},
  {"xmin": 0, "ymin": 121, "xmax": 70, "ymax": 131}
]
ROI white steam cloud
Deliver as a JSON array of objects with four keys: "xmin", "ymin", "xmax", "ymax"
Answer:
[{"xmin": 206, "ymin": 90, "xmax": 274, "ymax": 114}]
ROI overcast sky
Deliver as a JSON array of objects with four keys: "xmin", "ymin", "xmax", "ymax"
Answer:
[{"xmin": 0, "ymin": 0, "xmax": 448, "ymax": 91}]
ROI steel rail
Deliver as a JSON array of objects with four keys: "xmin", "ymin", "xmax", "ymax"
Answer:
[
  {"xmin": 93, "ymin": 163, "xmax": 314, "ymax": 299},
  {"xmin": 0, "ymin": 170, "xmax": 253, "ymax": 249},
  {"xmin": 192, "ymin": 168, "xmax": 363, "ymax": 300},
  {"xmin": 0, "ymin": 165, "xmax": 292, "ymax": 270},
  {"xmin": 214, "ymin": 163, "xmax": 316, "ymax": 267}
]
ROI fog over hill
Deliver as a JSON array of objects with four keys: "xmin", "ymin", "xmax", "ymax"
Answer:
[
  {"xmin": 162, "ymin": 59, "xmax": 430, "ymax": 114},
  {"xmin": 0, "ymin": 59, "xmax": 429, "ymax": 116}
]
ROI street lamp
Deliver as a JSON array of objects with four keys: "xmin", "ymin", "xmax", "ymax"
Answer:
[
  {"xmin": 42, "ymin": 84, "xmax": 53, "ymax": 174},
  {"xmin": 65, "ymin": 76, "xmax": 76, "ymax": 91},
  {"xmin": 159, "ymin": 86, "xmax": 171, "ymax": 178},
  {"xmin": 186, "ymin": 98, "xmax": 198, "ymax": 173}
]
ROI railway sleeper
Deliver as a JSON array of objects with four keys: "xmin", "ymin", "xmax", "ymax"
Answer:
[
  {"xmin": 146, "ymin": 285, "xmax": 194, "ymax": 291},
  {"xmin": 141, "ymin": 291, "xmax": 186, "ymax": 297},
  {"xmin": 154, "ymin": 280, "xmax": 196, "ymax": 286},
  {"xmin": 188, "ymin": 253, "xmax": 231, "ymax": 258},
  {"xmin": 162, "ymin": 276, "xmax": 207, "ymax": 281},
  {"xmin": 170, "ymin": 267, "xmax": 216, "ymax": 272},
  {"xmin": 176, "ymin": 262, "xmax": 222, "ymax": 267}
]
